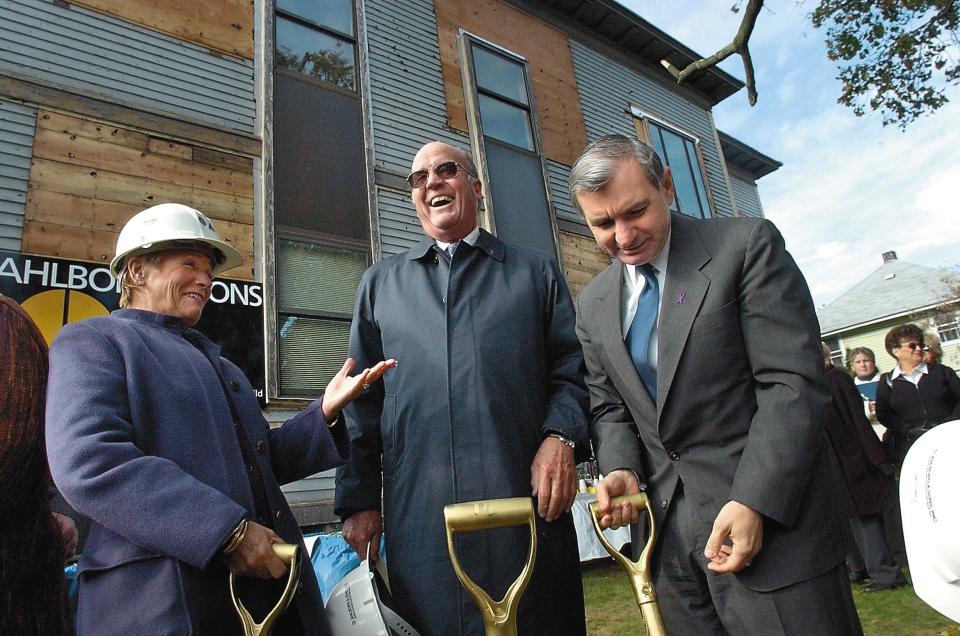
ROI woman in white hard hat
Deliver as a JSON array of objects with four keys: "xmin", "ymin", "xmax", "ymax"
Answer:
[{"xmin": 45, "ymin": 203, "xmax": 395, "ymax": 635}]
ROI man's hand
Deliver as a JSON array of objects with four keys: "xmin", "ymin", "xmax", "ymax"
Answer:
[
  {"xmin": 595, "ymin": 469, "xmax": 641, "ymax": 530},
  {"xmin": 321, "ymin": 357, "xmax": 398, "ymax": 422},
  {"xmin": 342, "ymin": 510, "xmax": 382, "ymax": 562},
  {"xmin": 530, "ymin": 437, "xmax": 576, "ymax": 522},
  {"xmin": 704, "ymin": 500, "xmax": 763, "ymax": 573},
  {"xmin": 52, "ymin": 512, "xmax": 78, "ymax": 558},
  {"xmin": 223, "ymin": 521, "xmax": 288, "ymax": 580}
]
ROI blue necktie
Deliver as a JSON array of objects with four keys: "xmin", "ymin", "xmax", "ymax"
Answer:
[{"xmin": 625, "ymin": 264, "xmax": 659, "ymax": 400}]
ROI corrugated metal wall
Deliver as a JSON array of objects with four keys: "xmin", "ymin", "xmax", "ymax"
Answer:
[
  {"xmin": 728, "ymin": 172, "xmax": 764, "ymax": 218},
  {"xmin": 365, "ymin": 0, "xmax": 470, "ymax": 252},
  {"xmin": 0, "ymin": 99, "xmax": 36, "ymax": 251},
  {"xmin": 0, "ymin": 0, "xmax": 255, "ymax": 134},
  {"xmin": 569, "ymin": 40, "xmax": 736, "ymax": 218}
]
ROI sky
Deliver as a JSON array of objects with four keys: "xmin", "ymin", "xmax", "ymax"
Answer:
[{"xmin": 619, "ymin": 1, "xmax": 960, "ymax": 309}]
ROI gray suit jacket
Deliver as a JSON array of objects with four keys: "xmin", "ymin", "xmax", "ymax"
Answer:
[{"xmin": 575, "ymin": 214, "xmax": 844, "ymax": 592}]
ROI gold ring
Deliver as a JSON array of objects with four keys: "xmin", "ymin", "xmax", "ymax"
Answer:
[{"xmin": 362, "ymin": 382, "xmax": 370, "ymax": 390}]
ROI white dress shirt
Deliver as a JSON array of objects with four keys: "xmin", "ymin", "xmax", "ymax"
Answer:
[
  {"xmin": 891, "ymin": 362, "xmax": 928, "ymax": 386},
  {"xmin": 621, "ymin": 232, "xmax": 670, "ymax": 373},
  {"xmin": 435, "ymin": 227, "xmax": 481, "ymax": 256}
]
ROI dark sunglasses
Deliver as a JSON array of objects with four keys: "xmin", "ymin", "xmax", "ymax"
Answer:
[
  {"xmin": 406, "ymin": 161, "xmax": 475, "ymax": 189},
  {"xmin": 897, "ymin": 342, "xmax": 929, "ymax": 351}
]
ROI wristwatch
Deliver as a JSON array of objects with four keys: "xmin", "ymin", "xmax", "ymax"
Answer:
[{"xmin": 545, "ymin": 430, "xmax": 576, "ymax": 449}]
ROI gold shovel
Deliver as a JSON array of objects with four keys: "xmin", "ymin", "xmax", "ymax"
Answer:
[
  {"xmin": 589, "ymin": 493, "xmax": 667, "ymax": 636},
  {"xmin": 229, "ymin": 543, "xmax": 301, "ymax": 636},
  {"xmin": 444, "ymin": 497, "xmax": 538, "ymax": 636}
]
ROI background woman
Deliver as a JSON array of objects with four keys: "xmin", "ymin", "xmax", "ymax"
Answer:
[
  {"xmin": 850, "ymin": 346, "xmax": 881, "ymax": 422},
  {"xmin": 876, "ymin": 323, "xmax": 960, "ymax": 470},
  {"xmin": 1, "ymin": 297, "xmax": 72, "ymax": 635},
  {"xmin": 45, "ymin": 203, "xmax": 394, "ymax": 635}
]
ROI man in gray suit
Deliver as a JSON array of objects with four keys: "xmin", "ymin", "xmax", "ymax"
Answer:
[{"xmin": 571, "ymin": 135, "xmax": 862, "ymax": 634}]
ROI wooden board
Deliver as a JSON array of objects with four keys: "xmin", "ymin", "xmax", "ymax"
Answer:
[
  {"xmin": 433, "ymin": 0, "xmax": 589, "ymax": 166},
  {"xmin": 559, "ymin": 230, "xmax": 610, "ymax": 300},
  {"xmin": 69, "ymin": 0, "xmax": 254, "ymax": 60},
  {"xmin": 22, "ymin": 219, "xmax": 253, "ymax": 280},
  {"xmin": 24, "ymin": 111, "xmax": 255, "ymax": 278}
]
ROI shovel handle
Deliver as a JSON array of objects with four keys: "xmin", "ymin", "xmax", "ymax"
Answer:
[
  {"xmin": 444, "ymin": 497, "xmax": 536, "ymax": 532},
  {"xmin": 229, "ymin": 543, "xmax": 301, "ymax": 636},
  {"xmin": 588, "ymin": 493, "xmax": 667, "ymax": 636}
]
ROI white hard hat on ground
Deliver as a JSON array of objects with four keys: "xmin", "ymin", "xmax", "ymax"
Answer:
[
  {"xmin": 325, "ymin": 558, "xmax": 419, "ymax": 636},
  {"xmin": 900, "ymin": 420, "xmax": 960, "ymax": 623},
  {"xmin": 110, "ymin": 203, "xmax": 244, "ymax": 277}
]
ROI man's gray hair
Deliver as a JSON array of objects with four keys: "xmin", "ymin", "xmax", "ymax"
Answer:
[{"xmin": 568, "ymin": 134, "xmax": 665, "ymax": 214}]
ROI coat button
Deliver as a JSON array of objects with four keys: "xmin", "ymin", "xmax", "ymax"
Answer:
[
  {"xmin": 442, "ymin": 295, "xmax": 447, "ymax": 304},
  {"xmin": 276, "ymin": 510, "xmax": 283, "ymax": 523},
  {"xmin": 661, "ymin": 500, "xmax": 668, "ymax": 509},
  {"xmin": 246, "ymin": 464, "xmax": 254, "ymax": 473},
  {"xmin": 669, "ymin": 451, "xmax": 680, "ymax": 461},
  {"xmin": 230, "ymin": 380, "xmax": 240, "ymax": 391},
  {"xmin": 256, "ymin": 440, "xmax": 266, "ymax": 454}
]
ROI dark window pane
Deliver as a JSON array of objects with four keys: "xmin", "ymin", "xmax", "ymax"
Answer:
[
  {"xmin": 276, "ymin": 17, "xmax": 355, "ymax": 89},
  {"xmin": 273, "ymin": 74, "xmax": 367, "ymax": 240},
  {"xmin": 647, "ymin": 128, "xmax": 676, "ymax": 213},
  {"xmin": 472, "ymin": 46, "xmax": 528, "ymax": 105},
  {"xmin": 479, "ymin": 94, "xmax": 534, "ymax": 151},
  {"xmin": 279, "ymin": 315, "xmax": 351, "ymax": 395},
  {"xmin": 684, "ymin": 141, "xmax": 712, "ymax": 218},
  {"xmin": 658, "ymin": 126, "xmax": 705, "ymax": 218},
  {"xmin": 277, "ymin": 0, "xmax": 354, "ymax": 36},
  {"xmin": 277, "ymin": 241, "xmax": 367, "ymax": 315}
]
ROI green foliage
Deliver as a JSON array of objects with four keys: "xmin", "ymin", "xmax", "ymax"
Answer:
[{"xmin": 811, "ymin": 0, "xmax": 960, "ymax": 128}]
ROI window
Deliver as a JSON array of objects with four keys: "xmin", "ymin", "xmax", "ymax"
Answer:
[
  {"xmin": 631, "ymin": 108, "xmax": 713, "ymax": 219},
  {"xmin": 459, "ymin": 34, "xmax": 559, "ymax": 260},
  {"xmin": 824, "ymin": 337, "xmax": 844, "ymax": 367},
  {"xmin": 471, "ymin": 43, "xmax": 535, "ymax": 151},
  {"xmin": 271, "ymin": 0, "xmax": 370, "ymax": 398},
  {"xmin": 936, "ymin": 315, "xmax": 960, "ymax": 344},
  {"xmin": 275, "ymin": 0, "xmax": 355, "ymax": 90},
  {"xmin": 276, "ymin": 239, "xmax": 368, "ymax": 395}
]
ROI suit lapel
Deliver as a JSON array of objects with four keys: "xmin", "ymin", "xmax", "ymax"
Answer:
[
  {"xmin": 657, "ymin": 216, "xmax": 711, "ymax": 415},
  {"xmin": 595, "ymin": 262, "xmax": 658, "ymax": 424}
]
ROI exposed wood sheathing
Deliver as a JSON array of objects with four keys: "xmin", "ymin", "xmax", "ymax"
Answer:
[
  {"xmin": 559, "ymin": 230, "xmax": 610, "ymax": 300},
  {"xmin": 433, "ymin": 0, "xmax": 588, "ymax": 166},
  {"xmin": 67, "ymin": 0, "xmax": 255, "ymax": 59},
  {"xmin": 23, "ymin": 111, "xmax": 254, "ymax": 279}
]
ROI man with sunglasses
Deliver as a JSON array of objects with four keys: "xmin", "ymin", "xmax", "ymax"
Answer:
[{"xmin": 334, "ymin": 141, "xmax": 589, "ymax": 635}]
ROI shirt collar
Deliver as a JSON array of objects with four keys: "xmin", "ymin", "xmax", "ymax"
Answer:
[
  {"xmin": 409, "ymin": 227, "xmax": 503, "ymax": 262},
  {"xmin": 623, "ymin": 229, "xmax": 671, "ymax": 285},
  {"xmin": 435, "ymin": 226, "xmax": 480, "ymax": 252},
  {"xmin": 891, "ymin": 362, "xmax": 929, "ymax": 380}
]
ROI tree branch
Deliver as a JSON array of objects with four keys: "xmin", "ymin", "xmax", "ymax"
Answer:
[{"xmin": 661, "ymin": 0, "xmax": 764, "ymax": 105}]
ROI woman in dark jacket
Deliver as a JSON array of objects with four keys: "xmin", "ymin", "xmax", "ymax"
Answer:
[
  {"xmin": 876, "ymin": 323, "xmax": 960, "ymax": 470},
  {"xmin": 821, "ymin": 344, "xmax": 906, "ymax": 591},
  {"xmin": 45, "ymin": 203, "xmax": 395, "ymax": 635},
  {"xmin": 0, "ymin": 296, "xmax": 71, "ymax": 635}
]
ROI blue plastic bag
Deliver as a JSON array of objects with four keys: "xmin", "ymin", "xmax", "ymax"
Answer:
[{"xmin": 307, "ymin": 533, "xmax": 386, "ymax": 604}]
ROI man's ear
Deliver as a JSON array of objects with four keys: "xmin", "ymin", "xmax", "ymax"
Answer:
[
  {"xmin": 662, "ymin": 166, "xmax": 676, "ymax": 207},
  {"xmin": 473, "ymin": 176, "xmax": 483, "ymax": 199},
  {"xmin": 127, "ymin": 256, "xmax": 145, "ymax": 284}
]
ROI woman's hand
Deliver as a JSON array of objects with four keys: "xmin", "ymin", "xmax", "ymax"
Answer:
[{"xmin": 321, "ymin": 357, "xmax": 397, "ymax": 422}]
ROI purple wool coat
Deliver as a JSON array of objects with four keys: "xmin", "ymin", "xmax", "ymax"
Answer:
[{"xmin": 46, "ymin": 309, "xmax": 347, "ymax": 635}]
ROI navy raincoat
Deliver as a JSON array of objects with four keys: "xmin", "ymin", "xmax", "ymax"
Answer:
[{"xmin": 335, "ymin": 230, "xmax": 589, "ymax": 635}]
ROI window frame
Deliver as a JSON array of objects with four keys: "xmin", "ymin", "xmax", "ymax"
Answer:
[
  {"xmin": 935, "ymin": 312, "xmax": 960, "ymax": 344},
  {"xmin": 630, "ymin": 106, "xmax": 716, "ymax": 220},
  {"xmin": 457, "ymin": 30, "xmax": 560, "ymax": 258},
  {"xmin": 274, "ymin": 0, "xmax": 358, "ymax": 92}
]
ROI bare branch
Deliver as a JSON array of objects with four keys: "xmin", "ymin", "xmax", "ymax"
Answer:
[{"xmin": 661, "ymin": 0, "xmax": 764, "ymax": 105}]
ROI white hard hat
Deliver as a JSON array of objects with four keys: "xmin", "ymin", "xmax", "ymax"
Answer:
[
  {"xmin": 110, "ymin": 203, "xmax": 244, "ymax": 277},
  {"xmin": 900, "ymin": 420, "xmax": 960, "ymax": 623},
  {"xmin": 325, "ymin": 559, "xmax": 419, "ymax": 636}
]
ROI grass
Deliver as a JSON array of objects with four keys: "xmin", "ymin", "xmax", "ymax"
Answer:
[{"xmin": 582, "ymin": 561, "xmax": 959, "ymax": 635}]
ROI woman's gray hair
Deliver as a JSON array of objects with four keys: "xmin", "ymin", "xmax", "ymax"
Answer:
[{"xmin": 569, "ymin": 134, "xmax": 665, "ymax": 214}]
